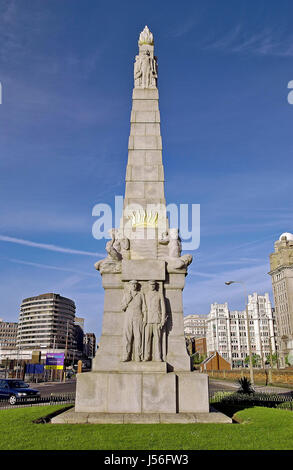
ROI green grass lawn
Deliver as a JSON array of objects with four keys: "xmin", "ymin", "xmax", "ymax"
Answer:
[{"xmin": 0, "ymin": 405, "xmax": 292, "ymax": 450}]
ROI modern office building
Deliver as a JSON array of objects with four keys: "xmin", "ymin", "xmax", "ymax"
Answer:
[
  {"xmin": 269, "ymin": 232, "xmax": 293, "ymax": 367},
  {"xmin": 16, "ymin": 293, "xmax": 76, "ymax": 361},
  {"xmin": 206, "ymin": 293, "xmax": 277, "ymax": 368},
  {"xmin": 74, "ymin": 317, "xmax": 85, "ymax": 358},
  {"xmin": 0, "ymin": 319, "xmax": 18, "ymax": 361}
]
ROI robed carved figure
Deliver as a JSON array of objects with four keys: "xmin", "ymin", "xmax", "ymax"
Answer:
[
  {"xmin": 121, "ymin": 280, "xmax": 146, "ymax": 362},
  {"xmin": 143, "ymin": 281, "xmax": 166, "ymax": 362}
]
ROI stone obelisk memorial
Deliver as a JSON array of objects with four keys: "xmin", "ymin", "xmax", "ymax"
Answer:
[{"xmin": 53, "ymin": 26, "xmax": 230, "ymax": 423}]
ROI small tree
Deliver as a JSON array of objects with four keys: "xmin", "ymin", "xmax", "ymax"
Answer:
[
  {"xmin": 192, "ymin": 352, "xmax": 205, "ymax": 365},
  {"xmin": 244, "ymin": 354, "xmax": 261, "ymax": 368},
  {"xmin": 265, "ymin": 353, "xmax": 278, "ymax": 366}
]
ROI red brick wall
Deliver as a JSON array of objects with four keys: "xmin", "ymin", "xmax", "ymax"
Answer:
[{"xmin": 205, "ymin": 368, "xmax": 293, "ymax": 384}]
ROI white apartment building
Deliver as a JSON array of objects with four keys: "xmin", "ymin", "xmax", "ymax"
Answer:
[
  {"xmin": 183, "ymin": 314, "xmax": 207, "ymax": 338},
  {"xmin": 206, "ymin": 293, "xmax": 277, "ymax": 368}
]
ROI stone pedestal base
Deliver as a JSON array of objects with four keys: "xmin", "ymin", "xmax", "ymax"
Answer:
[
  {"xmin": 62, "ymin": 369, "xmax": 210, "ymax": 418},
  {"xmin": 75, "ymin": 370, "xmax": 177, "ymax": 414},
  {"xmin": 51, "ymin": 410, "xmax": 232, "ymax": 424}
]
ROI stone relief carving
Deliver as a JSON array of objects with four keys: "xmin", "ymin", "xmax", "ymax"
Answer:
[
  {"xmin": 121, "ymin": 280, "xmax": 167, "ymax": 362},
  {"xmin": 106, "ymin": 229, "xmax": 122, "ymax": 261},
  {"xmin": 94, "ymin": 229, "xmax": 122, "ymax": 273},
  {"xmin": 115, "ymin": 228, "xmax": 130, "ymax": 259},
  {"xmin": 134, "ymin": 51, "xmax": 157, "ymax": 89},
  {"xmin": 158, "ymin": 231, "xmax": 169, "ymax": 245},
  {"xmin": 159, "ymin": 229, "xmax": 193, "ymax": 271},
  {"xmin": 94, "ymin": 258, "xmax": 121, "ymax": 274},
  {"xmin": 167, "ymin": 254, "xmax": 193, "ymax": 270},
  {"xmin": 168, "ymin": 228, "xmax": 182, "ymax": 258},
  {"xmin": 143, "ymin": 281, "xmax": 166, "ymax": 362},
  {"xmin": 94, "ymin": 229, "xmax": 130, "ymax": 273},
  {"xmin": 121, "ymin": 280, "xmax": 146, "ymax": 362}
]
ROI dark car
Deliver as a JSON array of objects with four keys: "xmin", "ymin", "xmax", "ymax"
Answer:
[{"xmin": 0, "ymin": 379, "xmax": 40, "ymax": 405}]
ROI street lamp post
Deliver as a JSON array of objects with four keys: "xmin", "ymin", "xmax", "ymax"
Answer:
[
  {"xmin": 225, "ymin": 280, "xmax": 254, "ymax": 386},
  {"xmin": 63, "ymin": 321, "xmax": 69, "ymax": 383}
]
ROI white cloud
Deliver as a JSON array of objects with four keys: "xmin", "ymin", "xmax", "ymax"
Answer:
[
  {"xmin": 8, "ymin": 258, "xmax": 96, "ymax": 277},
  {"xmin": 0, "ymin": 235, "xmax": 103, "ymax": 257},
  {"xmin": 201, "ymin": 25, "xmax": 293, "ymax": 57}
]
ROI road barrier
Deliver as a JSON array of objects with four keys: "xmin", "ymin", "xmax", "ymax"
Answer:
[{"xmin": 0, "ymin": 392, "xmax": 75, "ymax": 409}]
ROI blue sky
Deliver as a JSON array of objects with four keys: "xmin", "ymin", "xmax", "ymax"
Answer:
[{"xmin": 0, "ymin": 0, "xmax": 292, "ymax": 340}]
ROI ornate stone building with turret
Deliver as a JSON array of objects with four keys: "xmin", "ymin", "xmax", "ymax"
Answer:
[{"xmin": 269, "ymin": 232, "xmax": 293, "ymax": 367}]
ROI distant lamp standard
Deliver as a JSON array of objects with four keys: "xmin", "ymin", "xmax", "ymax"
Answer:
[
  {"xmin": 63, "ymin": 321, "xmax": 69, "ymax": 383},
  {"xmin": 225, "ymin": 280, "xmax": 254, "ymax": 386}
]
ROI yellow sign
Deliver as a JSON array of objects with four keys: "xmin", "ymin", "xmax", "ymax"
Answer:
[{"xmin": 44, "ymin": 365, "xmax": 63, "ymax": 370}]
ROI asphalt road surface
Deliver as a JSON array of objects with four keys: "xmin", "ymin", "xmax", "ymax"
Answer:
[
  {"xmin": 28, "ymin": 379, "xmax": 76, "ymax": 396},
  {"xmin": 31, "ymin": 378, "xmax": 234, "ymax": 396},
  {"xmin": 32, "ymin": 378, "xmax": 236, "ymax": 396},
  {"xmin": 32, "ymin": 377, "xmax": 292, "ymax": 395}
]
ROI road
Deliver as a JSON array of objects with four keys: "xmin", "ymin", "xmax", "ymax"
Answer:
[
  {"xmin": 32, "ymin": 378, "xmax": 236, "ymax": 396},
  {"xmin": 28, "ymin": 379, "xmax": 76, "ymax": 396},
  {"xmin": 30, "ymin": 377, "xmax": 293, "ymax": 396}
]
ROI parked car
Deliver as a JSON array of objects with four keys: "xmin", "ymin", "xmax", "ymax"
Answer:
[{"xmin": 0, "ymin": 379, "xmax": 40, "ymax": 405}]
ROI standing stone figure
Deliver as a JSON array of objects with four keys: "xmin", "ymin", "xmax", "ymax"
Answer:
[
  {"xmin": 134, "ymin": 50, "xmax": 157, "ymax": 89},
  {"xmin": 94, "ymin": 228, "xmax": 122, "ymax": 273},
  {"xmin": 143, "ymin": 281, "xmax": 166, "ymax": 362},
  {"xmin": 106, "ymin": 229, "xmax": 122, "ymax": 261},
  {"xmin": 115, "ymin": 228, "xmax": 130, "ymax": 259},
  {"xmin": 121, "ymin": 280, "xmax": 146, "ymax": 362},
  {"xmin": 134, "ymin": 55, "xmax": 142, "ymax": 88},
  {"xmin": 168, "ymin": 228, "xmax": 182, "ymax": 258}
]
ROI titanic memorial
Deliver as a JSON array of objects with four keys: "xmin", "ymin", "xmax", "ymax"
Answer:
[{"xmin": 53, "ymin": 26, "xmax": 231, "ymax": 424}]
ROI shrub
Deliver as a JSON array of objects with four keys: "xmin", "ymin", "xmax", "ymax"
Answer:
[
  {"xmin": 276, "ymin": 401, "xmax": 293, "ymax": 411},
  {"xmin": 237, "ymin": 377, "xmax": 255, "ymax": 395}
]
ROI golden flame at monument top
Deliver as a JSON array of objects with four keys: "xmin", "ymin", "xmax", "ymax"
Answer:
[{"xmin": 138, "ymin": 25, "xmax": 154, "ymax": 46}]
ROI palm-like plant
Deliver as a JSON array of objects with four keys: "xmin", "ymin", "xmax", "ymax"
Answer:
[{"xmin": 237, "ymin": 376, "xmax": 255, "ymax": 395}]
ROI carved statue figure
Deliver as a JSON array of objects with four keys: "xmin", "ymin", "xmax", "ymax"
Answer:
[
  {"xmin": 106, "ymin": 229, "xmax": 122, "ymax": 261},
  {"xmin": 151, "ymin": 56, "xmax": 158, "ymax": 88},
  {"xmin": 134, "ymin": 55, "xmax": 142, "ymax": 88},
  {"xmin": 167, "ymin": 253, "xmax": 193, "ymax": 270},
  {"xmin": 168, "ymin": 228, "xmax": 182, "ymax": 258},
  {"xmin": 134, "ymin": 50, "xmax": 157, "ymax": 89},
  {"xmin": 115, "ymin": 229, "xmax": 130, "ymax": 259},
  {"xmin": 143, "ymin": 281, "xmax": 166, "ymax": 362},
  {"xmin": 159, "ymin": 229, "xmax": 192, "ymax": 271},
  {"xmin": 121, "ymin": 280, "xmax": 146, "ymax": 362},
  {"xmin": 94, "ymin": 229, "xmax": 123, "ymax": 273},
  {"xmin": 158, "ymin": 231, "xmax": 169, "ymax": 245}
]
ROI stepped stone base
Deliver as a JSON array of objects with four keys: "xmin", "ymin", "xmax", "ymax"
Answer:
[
  {"xmin": 51, "ymin": 370, "xmax": 232, "ymax": 424},
  {"xmin": 51, "ymin": 409, "xmax": 232, "ymax": 424}
]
